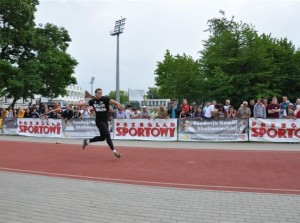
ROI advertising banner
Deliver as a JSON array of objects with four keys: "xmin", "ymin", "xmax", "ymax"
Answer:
[
  {"xmin": 62, "ymin": 119, "xmax": 113, "ymax": 139},
  {"xmin": 17, "ymin": 118, "xmax": 63, "ymax": 138},
  {"xmin": 178, "ymin": 118, "xmax": 248, "ymax": 142},
  {"xmin": 1, "ymin": 117, "xmax": 18, "ymax": 135},
  {"xmin": 114, "ymin": 118, "xmax": 177, "ymax": 141},
  {"xmin": 249, "ymin": 118, "xmax": 300, "ymax": 142}
]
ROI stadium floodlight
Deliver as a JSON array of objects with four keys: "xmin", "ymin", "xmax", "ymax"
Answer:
[
  {"xmin": 89, "ymin": 77, "xmax": 95, "ymax": 95},
  {"xmin": 110, "ymin": 18, "xmax": 126, "ymax": 103}
]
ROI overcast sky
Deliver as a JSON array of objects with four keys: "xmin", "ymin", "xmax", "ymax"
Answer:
[{"xmin": 35, "ymin": 0, "xmax": 300, "ymax": 95}]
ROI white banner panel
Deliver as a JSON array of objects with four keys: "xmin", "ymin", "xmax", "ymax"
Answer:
[
  {"xmin": 128, "ymin": 89, "xmax": 144, "ymax": 101},
  {"xmin": 62, "ymin": 119, "xmax": 113, "ymax": 139},
  {"xmin": 1, "ymin": 118, "xmax": 18, "ymax": 135},
  {"xmin": 114, "ymin": 118, "xmax": 177, "ymax": 141},
  {"xmin": 249, "ymin": 118, "xmax": 300, "ymax": 143},
  {"xmin": 17, "ymin": 118, "xmax": 63, "ymax": 138},
  {"xmin": 178, "ymin": 118, "xmax": 248, "ymax": 142}
]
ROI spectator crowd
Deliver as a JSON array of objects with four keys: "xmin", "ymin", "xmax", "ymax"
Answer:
[{"xmin": 1, "ymin": 96, "xmax": 300, "ymax": 121}]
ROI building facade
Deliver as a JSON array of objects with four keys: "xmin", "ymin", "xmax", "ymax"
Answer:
[{"xmin": 0, "ymin": 85, "xmax": 86, "ymax": 108}]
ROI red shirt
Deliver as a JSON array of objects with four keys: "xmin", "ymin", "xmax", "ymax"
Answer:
[
  {"xmin": 296, "ymin": 110, "xmax": 300, "ymax": 118},
  {"xmin": 180, "ymin": 104, "xmax": 190, "ymax": 115},
  {"xmin": 267, "ymin": 103, "xmax": 280, "ymax": 118}
]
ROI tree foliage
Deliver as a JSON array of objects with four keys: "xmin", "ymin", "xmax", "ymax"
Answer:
[
  {"xmin": 0, "ymin": 0, "xmax": 78, "ymax": 108},
  {"xmin": 200, "ymin": 11, "xmax": 300, "ymax": 103},
  {"xmin": 108, "ymin": 90, "xmax": 129, "ymax": 105},
  {"xmin": 154, "ymin": 11, "xmax": 300, "ymax": 105},
  {"xmin": 155, "ymin": 50, "xmax": 203, "ymax": 103},
  {"xmin": 146, "ymin": 87, "xmax": 160, "ymax": 99}
]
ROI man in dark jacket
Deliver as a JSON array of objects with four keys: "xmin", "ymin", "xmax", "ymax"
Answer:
[{"xmin": 167, "ymin": 98, "xmax": 180, "ymax": 118}]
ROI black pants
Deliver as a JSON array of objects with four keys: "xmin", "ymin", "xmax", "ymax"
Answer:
[{"xmin": 89, "ymin": 120, "xmax": 115, "ymax": 151}]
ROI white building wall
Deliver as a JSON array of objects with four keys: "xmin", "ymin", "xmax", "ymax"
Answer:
[
  {"xmin": 140, "ymin": 99, "xmax": 171, "ymax": 109},
  {"xmin": 53, "ymin": 85, "xmax": 85, "ymax": 102},
  {"xmin": 0, "ymin": 85, "xmax": 86, "ymax": 108}
]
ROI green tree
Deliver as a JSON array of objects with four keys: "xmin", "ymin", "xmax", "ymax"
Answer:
[
  {"xmin": 199, "ymin": 11, "xmax": 300, "ymax": 105},
  {"xmin": 0, "ymin": 0, "xmax": 78, "ymax": 108},
  {"xmin": 146, "ymin": 87, "xmax": 160, "ymax": 99},
  {"xmin": 108, "ymin": 90, "xmax": 129, "ymax": 105},
  {"xmin": 155, "ymin": 50, "xmax": 204, "ymax": 103}
]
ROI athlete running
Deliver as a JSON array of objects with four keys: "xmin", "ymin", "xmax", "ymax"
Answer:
[{"xmin": 77, "ymin": 88, "xmax": 122, "ymax": 158}]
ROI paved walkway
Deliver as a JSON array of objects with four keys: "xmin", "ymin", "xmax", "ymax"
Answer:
[
  {"xmin": 1, "ymin": 171, "xmax": 300, "ymax": 223},
  {"xmin": 1, "ymin": 136, "xmax": 300, "ymax": 223}
]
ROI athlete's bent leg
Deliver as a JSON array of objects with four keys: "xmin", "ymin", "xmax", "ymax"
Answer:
[
  {"xmin": 97, "ymin": 121, "xmax": 121, "ymax": 158},
  {"xmin": 97, "ymin": 121, "xmax": 114, "ymax": 151},
  {"xmin": 82, "ymin": 123, "xmax": 105, "ymax": 149}
]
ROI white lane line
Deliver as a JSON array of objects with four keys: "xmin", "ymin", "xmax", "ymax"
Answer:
[{"xmin": 1, "ymin": 167, "xmax": 300, "ymax": 193}]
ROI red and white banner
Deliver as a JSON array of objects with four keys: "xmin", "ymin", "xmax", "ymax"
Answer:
[
  {"xmin": 249, "ymin": 118, "xmax": 300, "ymax": 142},
  {"xmin": 17, "ymin": 118, "xmax": 63, "ymax": 138},
  {"xmin": 114, "ymin": 118, "xmax": 178, "ymax": 141}
]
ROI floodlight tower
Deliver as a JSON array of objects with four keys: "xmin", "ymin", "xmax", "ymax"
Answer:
[
  {"xmin": 110, "ymin": 18, "xmax": 126, "ymax": 102},
  {"xmin": 89, "ymin": 77, "xmax": 95, "ymax": 95}
]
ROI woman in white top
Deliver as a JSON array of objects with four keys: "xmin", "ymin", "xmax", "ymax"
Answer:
[
  {"xmin": 116, "ymin": 106, "xmax": 126, "ymax": 119},
  {"xmin": 81, "ymin": 106, "xmax": 91, "ymax": 118}
]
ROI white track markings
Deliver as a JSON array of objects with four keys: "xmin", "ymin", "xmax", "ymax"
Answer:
[{"xmin": 1, "ymin": 167, "xmax": 300, "ymax": 194}]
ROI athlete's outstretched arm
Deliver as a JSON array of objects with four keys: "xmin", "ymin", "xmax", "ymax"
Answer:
[
  {"xmin": 69, "ymin": 102, "xmax": 89, "ymax": 107},
  {"xmin": 110, "ymin": 99, "xmax": 122, "ymax": 110}
]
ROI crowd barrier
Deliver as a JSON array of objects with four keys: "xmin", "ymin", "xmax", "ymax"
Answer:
[{"xmin": 0, "ymin": 117, "xmax": 299, "ymax": 143}]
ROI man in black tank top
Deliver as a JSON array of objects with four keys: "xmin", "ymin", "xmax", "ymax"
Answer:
[{"xmin": 82, "ymin": 88, "xmax": 122, "ymax": 158}]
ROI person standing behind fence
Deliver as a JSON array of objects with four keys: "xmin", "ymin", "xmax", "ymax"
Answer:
[
  {"xmin": 116, "ymin": 106, "xmax": 126, "ymax": 119},
  {"xmin": 267, "ymin": 97, "xmax": 281, "ymax": 118},
  {"xmin": 140, "ymin": 106, "xmax": 151, "ymax": 119},
  {"xmin": 253, "ymin": 99, "xmax": 266, "ymax": 119},
  {"xmin": 41, "ymin": 107, "xmax": 50, "ymax": 119},
  {"xmin": 17, "ymin": 107, "xmax": 25, "ymax": 118},
  {"xmin": 224, "ymin": 99, "xmax": 231, "ymax": 112},
  {"xmin": 237, "ymin": 101, "xmax": 251, "ymax": 119},
  {"xmin": 124, "ymin": 105, "xmax": 132, "ymax": 119},
  {"xmin": 179, "ymin": 99, "xmax": 190, "ymax": 119},
  {"xmin": 63, "ymin": 106, "xmax": 74, "ymax": 120},
  {"xmin": 31, "ymin": 108, "xmax": 40, "ymax": 118},
  {"xmin": 282, "ymin": 103, "xmax": 296, "ymax": 119},
  {"xmin": 151, "ymin": 107, "xmax": 159, "ymax": 119},
  {"xmin": 73, "ymin": 107, "xmax": 82, "ymax": 119},
  {"xmin": 249, "ymin": 99, "xmax": 255, "ymax": 117},
  {"xmin": 130, "ymin": 107, "xmax": 140, "ymax": 119},
  {"xmin": 194, "ymin": 106, "xmax": 203, "ymax": 120},
  {"xmin": 156, "ymin": 106, "xmax": 169, "ymax": 119},
  {"xmin": 168, "ymin": 98, "xmax": 180, "ymax": 118},
  {"xmin": 24, "ymin": 108, "xmax": 31, "ymax": 118},
  {"xmin": 81, "ymin": 106, "xmax": 91, "ymax": 118},
  {"xmin": 215, "ymin": 104, "xmax": 226, "ymax": 119},
  {"xmin": 294, "ymin": 99, "xmax": 300, "ymax": 111},
  {"xmin": 204, "ymin": 100, "xmax": 217, "ymax": 119},
  {"xmin": 6, "ymin": 109, "xmax": 14, "ymax": 118},
  {"xmin": 1, "ymin": 108, "xmax": 8, "ymax": 118},
  {"xmin": 202, "ymin": 102, "xmax": 211, "ymax": 114},
  {"xmin": 280, "ymin": 96, "xmax": 290, "ymax": 117},
  {"xmin": 226, "ymin": 106, "xmax": 236, "ymax": 118}
]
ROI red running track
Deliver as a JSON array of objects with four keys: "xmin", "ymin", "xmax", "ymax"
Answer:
[{"xmin": 0, "ymin": 141, "xmax": 300, "ymax": 194}]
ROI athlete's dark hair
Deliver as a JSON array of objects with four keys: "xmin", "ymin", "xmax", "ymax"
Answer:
[{"xmin": 95, "ymin": 88, "xmax": 102, "ymax": 94}]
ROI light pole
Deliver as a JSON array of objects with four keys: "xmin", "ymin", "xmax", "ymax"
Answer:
[
  {"xmin": 110, "ymin": 18, "xmax": 126, "ymax": 103},
  {"xmin": 89, "ymin": 77, "xmax": 95, "ymax": 95}
]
